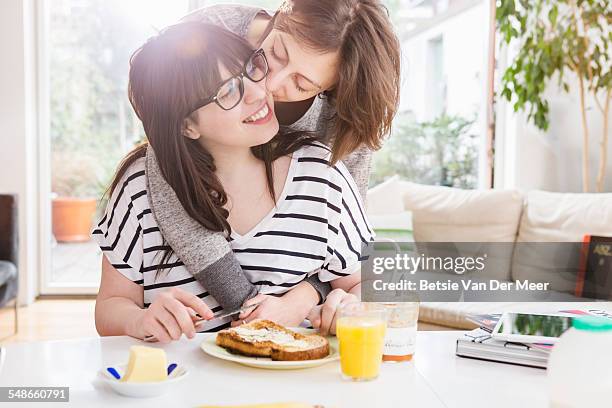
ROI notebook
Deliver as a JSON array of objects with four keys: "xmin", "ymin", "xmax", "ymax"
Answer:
[
  {"xmin": 456, "ymin": 309, "xmax": 612, "ymax": 369},
  {"xmin": 455, "ymin": 328, "xmax": 549, "ymax": 369}
]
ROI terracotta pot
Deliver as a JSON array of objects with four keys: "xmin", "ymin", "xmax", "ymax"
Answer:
[{"xmin": 52, "ymin": 197, "xmax": 97, "ymax": 242}]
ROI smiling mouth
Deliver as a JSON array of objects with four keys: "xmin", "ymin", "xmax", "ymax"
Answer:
[{"xmin": 243, "ymin": 103, "xmax": 271, "ymax": 123}]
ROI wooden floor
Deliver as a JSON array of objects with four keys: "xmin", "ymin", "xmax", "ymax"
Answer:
[{"xmin": 0, "ymin": 299, "xmax": 98, "ymax": 344}]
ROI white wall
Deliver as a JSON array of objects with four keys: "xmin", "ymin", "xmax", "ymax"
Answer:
[{"xmin": 0, "ymin": 0, "xmax": 39, "ymax": 304}]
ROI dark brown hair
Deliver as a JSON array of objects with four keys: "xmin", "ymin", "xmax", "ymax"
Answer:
[
  {"xmin": 109, "ymin": 22, "xmax": 318, "ymax": 237},
  {"xmin": 275, "ymin": 0, "xmax": 401, "ymax": 164}
]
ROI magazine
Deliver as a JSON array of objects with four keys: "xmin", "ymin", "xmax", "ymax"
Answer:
[{"xmin": 457, "ymin": 309, "xmax": 612, "ymax": 367}]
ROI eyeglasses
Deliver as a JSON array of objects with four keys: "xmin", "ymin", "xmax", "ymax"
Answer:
[{"xmin": 190, "ymin": 48, "xmax": 269, "ymax": 112}]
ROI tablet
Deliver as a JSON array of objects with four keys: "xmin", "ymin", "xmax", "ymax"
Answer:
[{"xmin": 491, "ymin": 312, "xmax": 574, "ymax": 344}]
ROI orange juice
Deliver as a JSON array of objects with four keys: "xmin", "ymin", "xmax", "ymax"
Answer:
[{"xmin": 336, "ymin": 317, "xmax": 386, "ymax": 380}]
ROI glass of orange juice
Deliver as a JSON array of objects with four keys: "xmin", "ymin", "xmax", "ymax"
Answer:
[{"xmin": 336, "ymin": 302, "xmax": 387, "ymax": 381}]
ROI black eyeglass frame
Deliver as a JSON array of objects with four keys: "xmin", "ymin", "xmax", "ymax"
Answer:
[{"xmin": 189, "ymin": 48, "xmax": 269, "ymax": 113}]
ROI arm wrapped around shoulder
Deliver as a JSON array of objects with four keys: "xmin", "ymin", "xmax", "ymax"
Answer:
[{"xmin": 145, "ymin": 146, "xmax": 258, "ymax": 312}]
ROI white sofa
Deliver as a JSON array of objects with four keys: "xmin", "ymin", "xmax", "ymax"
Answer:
[{"xmin": 366, "ymin": 177, "xmax": 612, "ymax": 329}]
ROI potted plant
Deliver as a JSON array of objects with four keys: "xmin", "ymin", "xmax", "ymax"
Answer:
[
  {"xmin": 497, "ymin": 0, "xmax": 611, "ymax": 192},
  {"xmin": 371, "ymin": 113, "xmax": 478, "ymax": 188},
  {"xmin": 51, "ymin": 150, "xmax": 107, "ymax": 242}
]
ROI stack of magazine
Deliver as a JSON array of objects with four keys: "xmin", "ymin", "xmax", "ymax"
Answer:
[{"xmin": 455, "ymin": 309, "xmax": 612, "ymax": 369}]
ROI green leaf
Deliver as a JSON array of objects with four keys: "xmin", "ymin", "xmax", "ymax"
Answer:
[
  {"xmin": 501, "ymin": 87, "xmax": 513, "ymax": 100},
  {"xmin": 507, "ymin": 0, "xmax": 516, "ymax": 15},
  {"xmin": 549, "ymin": 4, "xmax": 558, "ymax": 26}
]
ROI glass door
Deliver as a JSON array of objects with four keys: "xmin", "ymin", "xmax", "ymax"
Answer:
[{"xmin": 39, "ymin": 0, "xmax": 189, "ymax": 294}]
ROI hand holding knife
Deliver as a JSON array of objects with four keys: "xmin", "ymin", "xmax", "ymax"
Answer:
[{"xmin": 143, "ymin": 301, "xmax": 262, "ymax": 342}]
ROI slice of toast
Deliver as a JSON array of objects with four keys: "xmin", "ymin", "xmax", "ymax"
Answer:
[{"xmin": 216, "ymin": 320, "xmax": 329, "ymax": 361}]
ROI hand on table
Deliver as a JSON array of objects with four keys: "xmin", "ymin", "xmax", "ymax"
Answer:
[
  {"xmin": 133, "ymin": 287, "xmax": 213, "ymax": 343},
  {"xmin": 307, "ymin": 289, "xmax": 358, "ymax": 336},
  {"xmin": 231, "ymin": 293, "xmax": 311, "ymax": 328}
]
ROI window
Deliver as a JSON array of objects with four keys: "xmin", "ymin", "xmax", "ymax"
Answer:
[
  {"xmin": 426, "ymin": 36, "xmax": 445, "ymax": 119},
  {"xmin": 370, "ymin": 0, "xmax": 489, "ymax": 190},
  {"xmin": 43, "ymin": 0, "xmax": 189, "ymax": 293}
]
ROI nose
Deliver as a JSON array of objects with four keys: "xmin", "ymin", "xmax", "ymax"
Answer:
[
  {"xmin": 242, "ymin": 76, "xmax": 268, "ymax": 105},
  {"xmin": 265, "ymin": 65, "xmax": 291, "ymax": 96}
]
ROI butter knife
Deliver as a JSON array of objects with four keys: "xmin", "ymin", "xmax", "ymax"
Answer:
[{"xmin": 143, "ymin": 301, "xmax": 262, "ymax": 342}]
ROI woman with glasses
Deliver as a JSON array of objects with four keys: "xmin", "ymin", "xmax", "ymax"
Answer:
[
  {"xmin": 145, "ymin": 0, "xmax": 399, "ymax": 335},
  {"xmin": 93, "ymin": 22, "xmax": 372, "ymax": 342}
]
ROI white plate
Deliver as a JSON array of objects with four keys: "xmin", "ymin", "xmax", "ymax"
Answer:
[
  {"xmin": 99, "ymin": 363, "xmax": 188, "ymax": 398},
  {"xmin": 200, "ymin": 328, "xmax": 339, "ymax": 370}
]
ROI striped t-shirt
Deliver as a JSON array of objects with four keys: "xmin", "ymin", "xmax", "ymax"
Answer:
[{"xmin": 91, "ymin": 143, "xmax": 374, "ymax": 332}]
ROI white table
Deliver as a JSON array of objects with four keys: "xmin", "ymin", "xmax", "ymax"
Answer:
[{"xmin": 0, "ymin": 331, "xmax": 549, "ymax": 407}]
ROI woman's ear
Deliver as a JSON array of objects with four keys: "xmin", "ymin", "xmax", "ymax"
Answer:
[{"xmin": 182, "ymin": 118, "xmax": 201, "ymax": 140}]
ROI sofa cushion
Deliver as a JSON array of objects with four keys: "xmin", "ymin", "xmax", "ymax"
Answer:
[
  {"xmin": 402, "ymin": 183, "xmax": 523, "ymax": 281},
  {"xmin": 0, "ymin": 260, "xmax": 18, "ymax": 307},
  {"xmin": 512, "ymin": 191, "xmax": 612, "ymax": 294},
  {"xmin": 366, "ymin": 176, "xmax": 406, "ymax": 215},
  {"xmin": 0, "ymin": 260, "xmax": 16, "ymax": 286},
  {"xmin": 402, "ymin": 183, "xmax": 523, "ymax": 242},
  {"xmin": 516, "ymin": 190, "xmax": 612, "ymax": 242}
]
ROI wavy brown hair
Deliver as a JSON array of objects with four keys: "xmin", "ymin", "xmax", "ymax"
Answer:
[
  {"xmin": 109, "ymin": 22, "xmax": 319, "ymax": 236},
  {"xmin": 275, "ymin": 0, "xmax": 401, "ymax": 164}
]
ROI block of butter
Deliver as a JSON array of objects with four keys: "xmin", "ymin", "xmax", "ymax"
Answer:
[{"xmin": 121, "ymin": 345, "xmax": 168, "ymax": 383}]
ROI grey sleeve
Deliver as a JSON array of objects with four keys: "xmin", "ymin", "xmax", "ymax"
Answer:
[
  {"xmin": 304, "ymin": 275, "xmax": 332, "ymax": 305},
  {"xmin": 341, "ymin": 144, "xmax": 373, "ymax": 201},
  {"xmin": 180, "ymin": 4, "xmax": 262, "ymax": 39},
  {"xmin": 145, "ymin": 147, "xmax": 258, "ymax": 312}
]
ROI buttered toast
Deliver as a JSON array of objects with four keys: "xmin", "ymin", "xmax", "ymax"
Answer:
[{"xmin": 216, "ymin": 320, "xmax": 329, "ymax": 361}]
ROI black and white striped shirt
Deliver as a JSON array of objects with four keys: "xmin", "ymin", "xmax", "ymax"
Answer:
[{"xmin": 92, "ymin": 143, "xmax": 374, "ymax": 331}]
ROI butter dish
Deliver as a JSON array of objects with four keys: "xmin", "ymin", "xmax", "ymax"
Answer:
[{"xmin": 99, "ymin": 363, "xmax": 188, "ymax": 398}]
